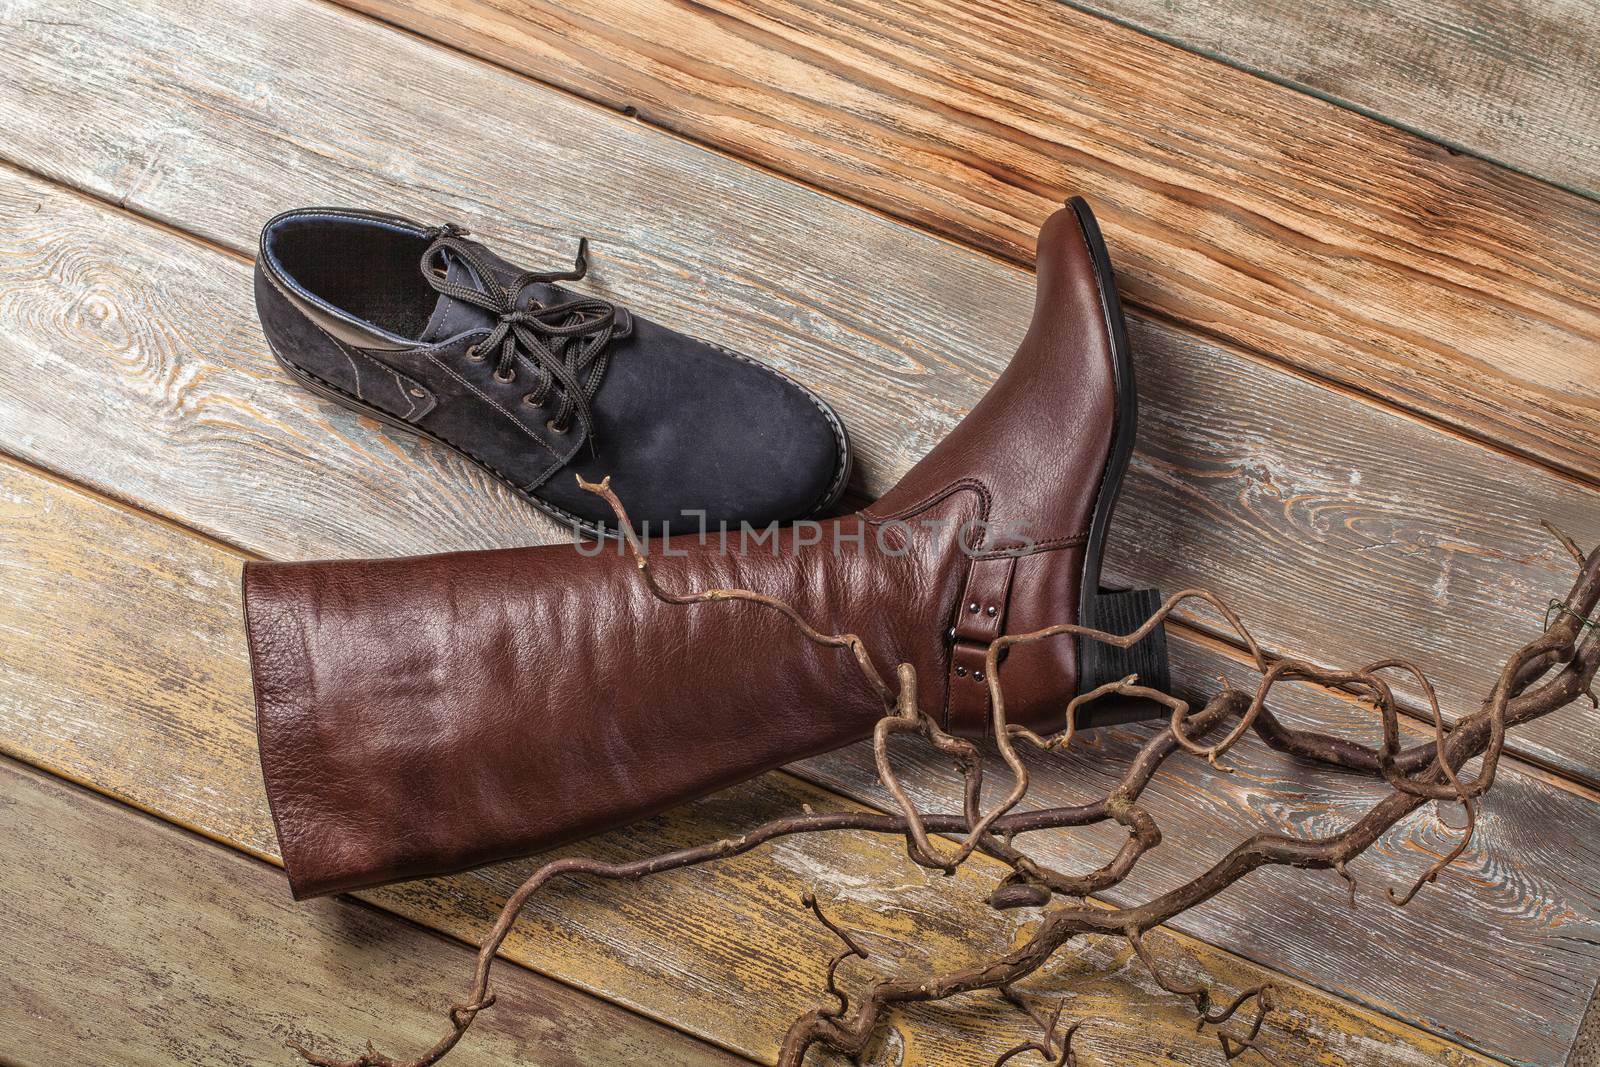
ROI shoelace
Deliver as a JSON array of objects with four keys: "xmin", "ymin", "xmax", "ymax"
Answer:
[{"xmin": 421, "ymin": 223, "xmax": 617, "ymax": 440}]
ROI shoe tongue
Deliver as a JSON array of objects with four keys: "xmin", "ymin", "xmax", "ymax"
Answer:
[
  {"xmin": 418, "ymin": 248, "xmax": 496, "ymax": 343},
  {"xmin": 417, "ymin": 239, "xmax": 615, "ymax": 343}
]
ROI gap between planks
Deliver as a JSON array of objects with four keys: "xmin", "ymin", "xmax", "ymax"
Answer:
[
  {"xmin": 1128, "ymin": 297, "xmax": 1600, "ymax": 502},
  {"xmin": 1166, "ymin": 620, "xmax": 1600, "ymax": 808},
  {"xmin": 1049, "ymin": 0, "xmax": 1600, "ymax": 203}
]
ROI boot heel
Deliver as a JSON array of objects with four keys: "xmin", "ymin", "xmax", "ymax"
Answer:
[{"xmin": 1076, "ymin": 587, "xmax": 1171, "ymax": 728}]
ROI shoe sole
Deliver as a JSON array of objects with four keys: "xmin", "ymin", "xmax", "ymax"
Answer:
[
  {"xmin": 267, "ymin": 342, "xmax": 855, "ymax": 540},
  {"xmin": 1067, "ymin": 197, "xmax": 1172, "ymax": 728}
]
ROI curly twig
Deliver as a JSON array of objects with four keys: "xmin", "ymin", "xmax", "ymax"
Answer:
[
  {"xmin": 801, "ymin": 892, "xmax": 870, "ymax": 1018},
  {"xmin": 995, "ymin": 987, "xmax": 1079, "ymax": 1066}
]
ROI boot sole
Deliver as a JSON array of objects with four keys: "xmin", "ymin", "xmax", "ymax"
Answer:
[
  {"xmin": 1067, "ymin": 197, "xmax": 1172, "ymax": 728},
  {"xmin": 267, "ymin": 341, "xmax": 855, "ymax": 540}
]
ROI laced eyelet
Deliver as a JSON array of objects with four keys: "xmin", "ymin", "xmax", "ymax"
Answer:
[
  {"xmin": 493, "ymin": 368, "xmax": 515, "ymax": 384},
  {"xmin": 546, "ymin": 419, "xmax": 569, "ymax": 434},
  {"xmin": 465, "ymin": 344, "xmax": 484, "ymax": 362}
]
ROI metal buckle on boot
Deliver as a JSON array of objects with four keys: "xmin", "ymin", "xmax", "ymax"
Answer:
[{"xmin": 945, "ymin": 556, "xmax": 1017, "ymax": 734}]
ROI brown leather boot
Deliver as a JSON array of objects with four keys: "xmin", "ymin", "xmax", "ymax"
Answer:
[{"xmin": 243, "ymin": 198, "xmax": 1168, "ymax": 898}]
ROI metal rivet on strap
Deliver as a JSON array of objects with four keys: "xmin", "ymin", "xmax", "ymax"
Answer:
[
  {"xmin": 972, "ymin": 670, "xmax": 985, "ymax": 682},
  {"xmin": 955, "ymin": 666, "xmax": 968, "ymax": 677},
  {"xmin": 968, "ymin": 601, "xmax": 980, "ymax": 613},
  {"xmin": 409, "ymin": 388, "xmax": 426, "ymax": 398},
  {"xmin": 985, "ymin": 605, "xmax": 997, "ymax": 617}
]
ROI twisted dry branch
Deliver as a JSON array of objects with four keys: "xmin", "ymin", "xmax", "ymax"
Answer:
[{"xmin": 293, "ymin": 484, "xmax": 1600, "ymax": 1067}]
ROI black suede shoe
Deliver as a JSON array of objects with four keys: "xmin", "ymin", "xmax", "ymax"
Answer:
[{"xmin": 254, "ymin": 208, "xmax": 851, "ymax": 534}]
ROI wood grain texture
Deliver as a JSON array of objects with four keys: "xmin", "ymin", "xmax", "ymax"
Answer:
[
  {"xmin": 318, "ymin": 0, "xmax": 1600, "ymax": 485},
  {"xmin": 0, "ymin": 3, "xmax": 1595, "ymax": 1059},
  {"xmin": 0, "ymin": 22, "xmax": 1596, "ymax": 788},
  {"xmin": 0, "ymin": 756, "xmax": 744, "ymax": 1067},
  {"xmin": 1071, "ymin": 0, "xmax": 1600, "ymax": 198},
  {"xmin": 0, "ymin": 462, "xmax": 1496, "ymax": 1067}
]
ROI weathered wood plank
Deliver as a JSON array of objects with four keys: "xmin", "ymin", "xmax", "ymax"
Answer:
[
  {"xmin": 0, "ymin": 28, "xmax": 1595, "ymax": 789},
  {"xmin": 0, "ymin": 461, "xmax": 1495, "ymax": 1067},
  {"xmin": 0, "ymin": 756, "xmax": 745, "ymax": 1067},
  {"xmin": 1072, "ymin": 0, "xmax": 1600, "ymax": 199},
  {"xmin": 315, "ymin": 0, "xmax": 1600, "ymax": 485}
]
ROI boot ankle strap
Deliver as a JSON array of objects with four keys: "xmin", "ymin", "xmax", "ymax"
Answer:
[{"xmin": 945, "ymin": 555, "xmax": 1017, "ymax": 734}]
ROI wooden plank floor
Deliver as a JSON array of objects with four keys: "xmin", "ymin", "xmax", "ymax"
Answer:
[
  {"xmin": 4, "ymin": 160, "xmax": 1596, "ymax": 1063},
  {"xmin": 2, "ymin": 0, "xmax": 1595, "ymax": 1064}
]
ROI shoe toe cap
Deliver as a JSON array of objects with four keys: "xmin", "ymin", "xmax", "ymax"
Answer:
[{"xmin": 548, "ymin": 331, "xmax": 848, "ymax": 531}]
